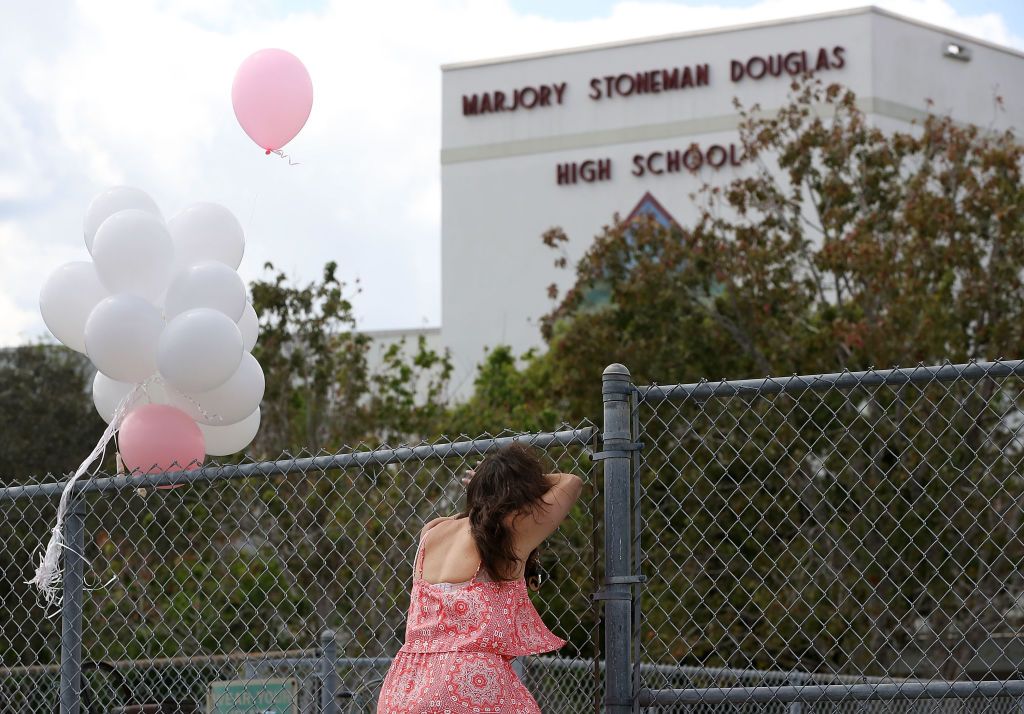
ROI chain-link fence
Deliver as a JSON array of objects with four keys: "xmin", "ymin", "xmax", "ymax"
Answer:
[
  {"xmin": 0, "ymin": 425, "xmax": 599, "ymax": 713},
  {"xmin": 623, "ymin": 359, "xmax": 1024, "ymax": 712},
  {"xmin": 10, "ymin": 359, "xmax": 1024, "ymax": 714}
]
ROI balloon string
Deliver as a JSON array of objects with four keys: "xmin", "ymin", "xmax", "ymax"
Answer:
[
  {"xmin": 270, "ymin": 149, "xmax": 300, "ymax": 166},
  {"xmin": 27, "ymin": 374, "xmax": 228, "ymax": 609},
  {"xmin": 148, "ymin": 374, "xmax": 223, "ymax": 424},
  {"xmin": 27, "ymin": 385, "xmax": 139, "ymax": 609}
]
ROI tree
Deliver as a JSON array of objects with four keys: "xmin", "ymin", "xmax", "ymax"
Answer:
[
  {"xmin": 0, "ymin": 345, "xmax": 104, "ymax": 684},
  {"xmin": 249, "ymin": 260, "xmax": 371, "ymax": 455},
  {"xmin": 0, "ymin": 344, "xmax": 103, "ymax": 482},
  {"xmin": 444, "ymin": 346, "xmax": 562, "ymax": 436},
  {"xmin": 369, "ymin": 334, "xmax": 453, "ymax": 444},
  {"xmin": 454, "ymin": 77, "xmax": 1024, "ymax": 678},
  {"xmin": 250, "ymin": 260, "xmax": 453, "ymax": 455},
  {"xmin": 536, "ymin": 79, "xmax": 1024, "ymax": 403}
]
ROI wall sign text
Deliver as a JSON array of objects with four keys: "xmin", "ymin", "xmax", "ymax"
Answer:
[
  {"xmin": 556, "ymin": 142, "xmax": 743, "ymax": 185},
  {"xmin": 461, "ymin": 46, "xmax": 846, "ymax": 116},
  {"xmin": 462, "ymin": 82, "xmax": 568, "ymax": 115},
  {"xmin": 588, "ymin": 64, "xmax": 710, "ymax": 100}
]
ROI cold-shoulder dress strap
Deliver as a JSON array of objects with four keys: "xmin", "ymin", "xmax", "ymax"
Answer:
[
  {"xmin": 470, "ymin": 555, "xmax": 484, "ymax": 583},
  {"xmin": 414, "ymin": 527, "xmax": 431, "ymax": 582},
  {"xmin": 415, "ymin": 517, "xmax": 451, "ymax": 581},
  {"xmin": 411, "ymin": 532, "xmax": 423, "ymax": 577}
]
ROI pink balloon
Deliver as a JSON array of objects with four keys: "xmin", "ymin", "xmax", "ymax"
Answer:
[
  {"xmin": 232, "ymin": 49, "xmax": 313, "ymax": 153},
  {"xmin": 119, "ymin": 404, "xmax": 206, "ymax": 476}
]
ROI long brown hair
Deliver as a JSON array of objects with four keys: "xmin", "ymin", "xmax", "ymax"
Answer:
[{"xmin": 459, "ymin": 443, "xmax": 549, "ymax": 585}]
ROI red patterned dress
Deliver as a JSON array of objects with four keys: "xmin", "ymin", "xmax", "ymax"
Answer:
[{"xmin": 376, "ymin": 526, "xmax": 566, "ymax": 713}]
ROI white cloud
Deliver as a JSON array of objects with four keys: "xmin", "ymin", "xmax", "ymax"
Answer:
[
  {"xmin": 0, "ymin": 0, "xmax": 1020, "ymax": 347},
  {"xmin": 0, "ymin": 290, "xmax": 35, "ymax": 346},
  {"xmin": 0, "ymin": 223, "xmax": 76, "ymax": 345}
]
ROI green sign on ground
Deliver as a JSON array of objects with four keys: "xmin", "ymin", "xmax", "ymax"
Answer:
[{"xmin": 207, "ymin": 677, "xmax": 298, "ymax": 714}]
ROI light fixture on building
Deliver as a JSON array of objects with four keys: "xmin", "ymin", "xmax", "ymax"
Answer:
[{"xmin": 944, "ymin": 42, "xmax": 971, "ymax": 61}]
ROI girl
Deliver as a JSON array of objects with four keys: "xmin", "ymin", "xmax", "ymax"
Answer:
[{"xmin": 377, "ymin": 443, "xmax": 583, "ymax": 713}]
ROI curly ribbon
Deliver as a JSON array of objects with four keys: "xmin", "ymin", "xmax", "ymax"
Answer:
[{"xmin": 266, "ymin": 148, "xmax": 300, "ymax": 165}]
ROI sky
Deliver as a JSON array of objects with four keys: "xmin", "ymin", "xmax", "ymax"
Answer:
[{"xmin": 2, "ymin": 0, "xmax": 1023, "ymax": 346}]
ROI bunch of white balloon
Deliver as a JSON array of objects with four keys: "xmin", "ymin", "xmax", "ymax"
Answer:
[
  {"xmin": 39, "ymin": 186, "xmax": 264, "ymax": 460},
  {"xmin": 30, "ymin": 187, "xmax": 265, "ymax": 607}
]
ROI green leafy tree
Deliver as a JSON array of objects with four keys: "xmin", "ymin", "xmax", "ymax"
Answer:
[
  {"xmin": 0, "ymin": 344, "xmax": 103, "ymax": 481},
  {"xmin": 453, "ymin": 78, "xmax": 1024, "ymax": 679},
  {"xmin": 370, "ymin": 334, "xmax": 453, "ymax": 444},
  {"xmin": 249, "ymin": 260, "xmax": 370, "ymax": 455},
  {"xmin": 536, "ymin": 80, "xmax": 1024, "ymax": 406},
  {"xmin": 250, "ymin": 260, "xmax": 453, "ymax": 454},
  {"xmin": 0, "ymin": 345, "xmax": 104, "ymax": 690},
  {"xmin": 444, "ymin": 346, "xmax": 561, "ymax": 436}
]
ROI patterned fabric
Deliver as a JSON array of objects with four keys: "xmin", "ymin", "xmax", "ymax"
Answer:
[
  {"xmin": 377, "ymin": 651, "xmax": 541, "ymax": 714},
  {"xmin": 377, "ymin": 524, "xmax": 566, "ymax": 713}
]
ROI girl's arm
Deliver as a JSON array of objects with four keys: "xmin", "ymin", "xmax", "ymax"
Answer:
[{"xmin": 513, "ymin": 472, "xmax": 583, "ymax": 552}]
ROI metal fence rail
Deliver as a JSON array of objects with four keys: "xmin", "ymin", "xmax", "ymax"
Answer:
[
  {"xmin": 1, "ymin": 425, "xmax": 599, "ymax": 713},
  {"xmin": 627, "ymin": 359, "xmax": 1024, "ymax": 712}
]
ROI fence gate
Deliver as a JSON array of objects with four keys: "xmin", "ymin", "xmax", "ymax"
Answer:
[{"xmin": 617, "ymin": 359, "xmax": 1024, "ymax": 713}]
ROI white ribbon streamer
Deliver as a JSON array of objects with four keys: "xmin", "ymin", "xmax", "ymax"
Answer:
[
  {"xmin": 26, "ymin": 384, "xmax": 140, "ymax": 608},
  {"xmin": 27, "ymin": 373, "xmax": 225, "ymax": 607}
]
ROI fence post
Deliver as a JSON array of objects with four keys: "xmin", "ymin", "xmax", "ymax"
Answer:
[
  {"xmin": 320, "ymin": 629, "xmax": 338, "ymax": 714},
  {"xmin": 59, "ymin": 497, "xmax": 86, "ymax": 714},
  {"xmin": 602, "ymin": 364, "xmax": 634, "ymax": 714}
]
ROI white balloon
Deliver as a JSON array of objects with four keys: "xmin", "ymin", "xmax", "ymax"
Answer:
[
  {"xmin": 84, "ymin": 294, "xmax": 164, "ymax": 382},
  {"xmin": 39, "ymin": 262, "xmax": 109, "ymax": 353},
  {"xmin": 158, "ymin": 308, "xmax": 243, "ymax": 393},
  {"xmin": 84, "ymin": 186, "xmax": 162, "ymax": 253},
  {"xmin": 237, "ymin": 302, "xmax": 259, "ymax": 353},
  {"xmin": 168, "ymin": 202, "xmax": 244, "ymax": 271},
  {"xmin": 92, "ymin": 209, "xmax": 175, "ymax": 302},
  {"xmin": 200, "ymin": 407, "xmax": 260, "ymax": 456},
  {"xmin": 92, "ymin": 372, "xmax": 170, "ymax": 424},
  {"xmin": 164, "ymin": 261, "xmax": 247, "ymax": 321},
  {"xmin": 171, "ymin": 353, "xmax": 264, "ymax": 426}
]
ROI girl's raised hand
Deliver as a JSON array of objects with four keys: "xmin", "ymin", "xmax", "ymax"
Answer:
[{"xmin": 461, "ymin": 459, "xmax": 482, "ymax": 487}]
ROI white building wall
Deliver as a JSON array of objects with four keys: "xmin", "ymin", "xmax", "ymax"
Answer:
[
  {"xmin": 439, "ymin": 7, "xmax": 1024, "ymax": 397},
  {"xmin": 870, "ymin": 11, "xmax": 1023, "ymax": 125}
]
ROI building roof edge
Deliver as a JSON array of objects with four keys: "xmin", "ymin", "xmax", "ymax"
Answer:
[{"xmin": 440, "ymin": 5, "xmax": 1024, "ymax": 71}]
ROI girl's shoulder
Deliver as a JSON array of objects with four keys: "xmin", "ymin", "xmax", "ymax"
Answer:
[{"xmin": 421, "ymin": 514, "xmax": 460, "ymax": 537}]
